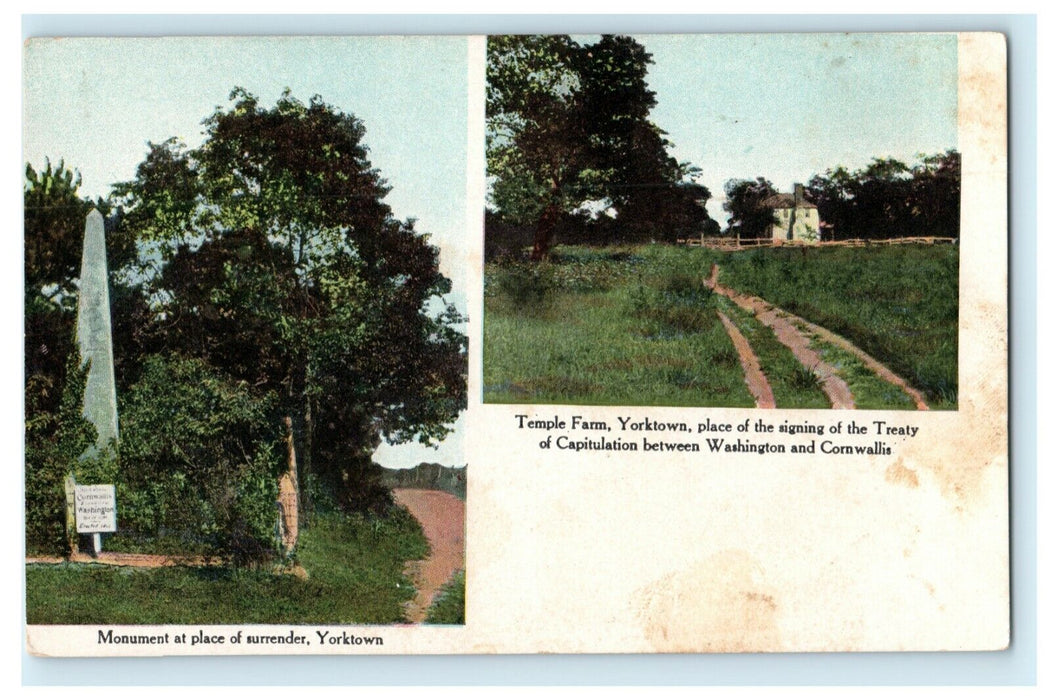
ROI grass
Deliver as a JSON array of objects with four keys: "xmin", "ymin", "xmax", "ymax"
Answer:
[
  {"xmin": 484, "ymin": 245, "xmax": 754, "ymax": 407},
  {"xmin": 484, "ymin": 242, "xmax": 958, "ymax": 409},
  {"xmin": 806, "ymin": 336, "xmax": 915, "ymax": 410},
  {"xmin": 25, "ymin": 507, "xmax": 429, "ymax": 625},
  {"xmin": 713, "ymin": 244, "xmax": 958, "ymax": 408},
  {"xmin": 715, "ymin": 296, "xmax": 829, "ymax": 409},
  {"xmin": 424, "ymin": 570, "xmax": 465, "ymax": 625}
]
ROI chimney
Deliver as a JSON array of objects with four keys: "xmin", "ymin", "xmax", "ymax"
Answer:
[{"xmin": 793, "ymin": 183, "xmax": 804, "ymax": 207}]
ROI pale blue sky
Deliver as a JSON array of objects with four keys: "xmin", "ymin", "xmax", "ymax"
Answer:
[
  {"xmin": 640, "ymin": 33, "xmax": 958, "ymax": 225},
  {"xmin": 23, "ymin": 36, "xmax": 469, "ymax": 469}
]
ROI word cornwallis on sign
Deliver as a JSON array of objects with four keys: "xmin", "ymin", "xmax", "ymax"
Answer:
[{"xmin": 74, "ymin": 484, "xmax": 116, "ymax": 533}]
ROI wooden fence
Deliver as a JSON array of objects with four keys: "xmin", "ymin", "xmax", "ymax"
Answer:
[{"xmin": 677, "ymin": 235, "xmax": 957, "ymax": 250}]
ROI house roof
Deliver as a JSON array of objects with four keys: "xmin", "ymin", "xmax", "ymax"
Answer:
[{"xmin": 760, "ymin": 193, "xmax": 818, "ymax": 209}]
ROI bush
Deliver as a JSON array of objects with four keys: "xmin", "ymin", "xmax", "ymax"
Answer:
[
  {"xmin": 115, "ymin": 354, "xmax": 282, "ymax": 565},
  {"xmin": 425, "ymin": 570, "xmax": 465, "ymax": 624},
  {"xmin": 491, "ymin": 262, "xmax": 555, "ymax": 311},
  {"xmin": 25, "ymin": 350, "xmax": 119, "ymax": 555}
]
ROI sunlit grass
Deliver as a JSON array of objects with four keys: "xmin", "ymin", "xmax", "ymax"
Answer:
[
  {"xmin": 483, "ymin": 245, "xmax": 753, "ymax": 407},
  {"xmin": 26, "ymin": 508, "xmax": 428, "ymax": 625},
  {"xmin": 713, "ymin": 244, "xmax": 958, "ymax": 409},
  {"xmin": 484, "ymin": 242, "xmax": 958, "ymax": 410}
]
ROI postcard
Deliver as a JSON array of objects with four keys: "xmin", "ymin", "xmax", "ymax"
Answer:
[{"xmin": 24, "ymin": 31, "xmax": 1007, "ymax": 656}]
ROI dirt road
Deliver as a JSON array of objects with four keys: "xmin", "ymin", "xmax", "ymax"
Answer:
[
  {"xmin": 716, "ymin": 310, "xmax": 776, "ymax": 408},
  {"xmin": 706, "ymin": 264, "xmax": 928, "ymax": 410},
  {"xmin": 393, "ymin": 488, "xmax": 465, "ymax": 623}
]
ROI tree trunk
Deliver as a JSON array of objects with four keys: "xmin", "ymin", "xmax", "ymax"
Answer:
[
  {"xmin": 531, "ymin": 202, "xmax": 560, "ymax": 261},
  {"xmin": 299, "ymin": 393, "xmax": 314, "ymax": 525}
]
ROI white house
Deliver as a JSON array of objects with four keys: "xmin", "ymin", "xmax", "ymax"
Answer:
[{"xmin": 760, "ymin": 184, "xmax": 820, "ymax": 243}]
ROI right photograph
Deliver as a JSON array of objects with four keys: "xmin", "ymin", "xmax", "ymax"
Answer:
[{"xmin": 483, "ymin": 33, "xmax": 959, "ymax": 411}]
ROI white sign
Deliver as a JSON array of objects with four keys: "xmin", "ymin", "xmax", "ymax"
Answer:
[{"xmin": 74, "ymin": 484, "xmax": 116, "ymax": 533}]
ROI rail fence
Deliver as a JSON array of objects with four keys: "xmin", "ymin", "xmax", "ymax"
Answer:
[{"xmin": 677, "ymin": 236, "xmax": 957, "ymax": 250}]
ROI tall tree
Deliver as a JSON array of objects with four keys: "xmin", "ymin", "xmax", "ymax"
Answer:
[
  {"xmin": 575, "ymin": 35, "xmax": 714, "ymax": 242},
  {"xmin": 806, "ymin": 151, "xmax": 960, "ymax": 240},
  {"xmin": 722, "ymin": 177, "xmax": 779, "ymax": 238},
  {"xmin": 113, "ymin": 89, "xmax": 466, "ymax": 512},
  {"xmin": 487, "ymin": 34, "xmax": 712, "ymax": 257},
  {"xmin": 487, "ymin": 35, "xmax": 589, "ymax": 259}
]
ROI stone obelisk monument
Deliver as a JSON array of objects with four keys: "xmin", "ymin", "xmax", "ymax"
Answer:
[{"xmin": 76, "ymin": 209, "xmax": 119, "ymax": 451}]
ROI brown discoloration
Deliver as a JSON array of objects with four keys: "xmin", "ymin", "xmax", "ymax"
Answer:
[
  {"xmin": 958, "ymin": 34, "xmax": 1007, "ymax": 156},
  {"xmin": 923, "ymin": 429, "xmax": 1005, "ymax": 507},
  {"xmin": 716, "ymin": 310, "xmax": 776, "ymax": 408},
  {"xmin": 635, "ymin": 550, "xmax": 782, "ymax": 652},
  {"xmin": 885, "ymin": 461, "xmax": 920, "ymax": 489}
]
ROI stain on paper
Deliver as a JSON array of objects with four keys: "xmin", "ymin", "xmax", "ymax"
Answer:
[{"xmin": 635, "ymin": 549, "xmax": 781, "ymax": 652}]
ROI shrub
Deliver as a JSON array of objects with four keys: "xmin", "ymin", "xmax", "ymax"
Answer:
[
  {"xmin": 25, "ymin": 351, "xmax": 104, "ymax": 555},
  {"xmin": 425, "ymin": 570, "xmax": 465, "ymax": 624},
  {"xmin": 115, "ymin": 354, "xmax": 282, "ymax": 565},
  {"xmin": 492, "ymin": 262, "xmax": 555, "ymax": 311}
]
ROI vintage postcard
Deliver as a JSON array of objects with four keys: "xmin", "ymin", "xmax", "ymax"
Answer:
[{"xmin": 24, "ymin": 32, "xmax": 1007, "ymax": 656}]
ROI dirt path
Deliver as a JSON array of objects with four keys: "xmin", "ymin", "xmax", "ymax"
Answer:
[
  {"xmin": 393, "ymin": 488, "xmax": 465, "ymax": 623},
  {"xmin": 24, "ymin": 550, "xmax": 309, "ymax": 578},
  {"xmin": 790, "ymin": 316, "xmax": 929, "ymax": 410},
  {"xmin": 25, "ymin": 551, "xmax": 224, "ymax": 567},
  {"xmin": 706, "ymin": 264, "xmax": 928, "ymax": 410},
  {"xmin": 716, "ymin": 310, "xmax": 776, "ymax": 408}
]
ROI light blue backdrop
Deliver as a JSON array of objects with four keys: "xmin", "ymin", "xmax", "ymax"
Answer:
[{"xmin": 19, "ymin": 13, "xmax": 1036, "ymax": 687}]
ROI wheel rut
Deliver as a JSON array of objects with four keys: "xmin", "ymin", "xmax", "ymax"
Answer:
[
  {"xmin": 716, "ymin": 310, "xmax": 776, "ymax": 408},
  {"xmin": 705, "ymin": 264, "xmax": 928, "ymax": 411}
]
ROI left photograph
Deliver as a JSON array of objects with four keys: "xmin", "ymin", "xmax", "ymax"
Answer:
[{"xmin": 24, "ymin": 37, "xmax": 468, "ymax": 626}]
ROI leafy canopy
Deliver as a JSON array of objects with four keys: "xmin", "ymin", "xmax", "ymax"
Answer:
[
  {"xmin": 113, "ymin": 88, "xmax": 466, "ymax": 511},
  {"xmin": 487, "ymin": 35, "xmax": 714, "ymax": 257}
]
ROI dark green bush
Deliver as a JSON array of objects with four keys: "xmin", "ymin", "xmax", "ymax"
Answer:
[
  {"xmin": 115, "ymin": 354, "xmax": 282, "ymax": 565},
  {"xmin": 25, "ymin": 352, "xmax": 104, "ymax": 555},
  {"xmin": 425, "ymin": 570, "xmax": 465, "ymax": 624},
  {"xmin": 492, "ymin": 263, "xmax": 555, "ymax": 311}
]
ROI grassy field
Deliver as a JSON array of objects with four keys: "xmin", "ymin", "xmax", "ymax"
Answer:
[
  {"xmin": 26, "ymin": 507, "xmax": 428, "ymax": 625},
  {"xmin": 484, "ymin": 243, "xmax": 958, "ymax": 409},
  {"xmin": 484, "ymin": 246, "xmax": 754, "ymax": 407},
  {"xmin": 712, "ymin": 244, "xmax": 958, "ymax": 408},
  {"xmin": 716, "ymin": 297, "xmax": 829, "ymax": 409}
]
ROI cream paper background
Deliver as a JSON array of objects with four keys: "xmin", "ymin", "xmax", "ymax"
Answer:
[{"xmin": 26, "ymin": 32, "xmax": 1008, "ymax": 657}]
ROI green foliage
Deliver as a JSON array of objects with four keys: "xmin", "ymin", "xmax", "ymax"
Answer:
[
  {"xmin": 24, "ymin": 160, "xmax": 91, "ymax": 298},
  {"xmin": 486, "ymin": 35, "xmax": 715, "ymax": 258},
  {"xmin": 25, "ymin": 351, "xmax": 101, "ymax": 554},
  {"xmin": 484, "ymin": 245, "xmax": 754, "ymax": 406},
  {"xmin": 425, "ymin": 570, "xmax": 466, "ymax": 625},
  {"xmin": 715, "ymin": 244, "xmax": 959, "ymax": 408},
  {"xmin": 807, "ymin": 339, "xmax": 914, "ymax": 410},
  {"xmin": 113, "ymin": 354, "xmax": 282, "ymax": 564},
  {"xmin": 722, "ymin": 177, "xmax": 779, "ymax": 238},
  {"xmin": 491, "ymin": 262, "xmax": 556, "ymax": 311},
  {"xmin": 26, "ymin": 507, "xmax": 428, "ymax": 624},
  {"xmin": 112, "ymin": 88, "xmax": 467, "ymax": 514},
  {"xmin": 788, "ymin": 364, "xmax": 823, "ymax": 392},
  {"xmin": 805, "ymin": 151, "xmax": 961, "ymax": 240},
  {"xmin": 24, "ymin": 160, "xmax": 89, "ymax": 423}
]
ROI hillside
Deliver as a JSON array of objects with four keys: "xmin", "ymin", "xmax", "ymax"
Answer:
[{"xmin": 379, "ymin": 463, "xmax": 466, "ymax": 500}]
